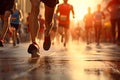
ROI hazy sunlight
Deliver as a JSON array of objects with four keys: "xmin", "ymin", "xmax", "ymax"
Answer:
[{"xmin": 59, "ymin": 0, "xmax": 103, "ymax": 21}]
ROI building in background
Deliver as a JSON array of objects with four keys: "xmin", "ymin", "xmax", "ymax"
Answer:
[
  {"xmin": 15, "ymin": 0, "xmax": 110, "ymax": 23},
  {"xmin": 16, "ymin": 0, "xmax": 44, "ymax": 23}
]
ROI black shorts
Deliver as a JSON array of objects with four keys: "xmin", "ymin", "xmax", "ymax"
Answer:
[
  {"xmin": 41, "ymin": 0, "xmax": 59, "ymax": 8},
  {"xmin": 10, "ymin": 23, "xmax": 19, "ymax": 30},
  {"xmin": 0, "ymin": 0, "xmax": 14, "ymax": 15}
]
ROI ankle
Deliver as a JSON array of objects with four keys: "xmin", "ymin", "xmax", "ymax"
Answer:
[
  {"xmin": 32, "ymin": 42, "xmax": 40, "ymax": 49},
  {"xmin": 45, "ymin": 23, "xmax": 52, "ymax": 36}
]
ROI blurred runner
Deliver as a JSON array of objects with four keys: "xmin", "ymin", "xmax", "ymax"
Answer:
[
  {"xmin": 50, "ymin": 13, "xmax": 58, "ymax": 45},
  {"xmin": 56, "ymin": 0, "xmax": 75, "ymax": 47},
  {"xmin": 38, "ymin": 14, "xmax": 45, "ymax": 41},
  {"xmin": 83, "ymin": 7, "xmax": 94, "ymax": 45},
  {"xmin": 93, "ymin": 4, "xmax": 105, "ymax": 46},
  {"xmin": 10, "ymin": 3, "xmax": 23, "ymax": 46},
  {"xmin": 26, "ymin": 12, "xmax": 31, "ymax": 33},
  {"xmin": 71, "ymin": 22, "xmax": 81, "ymax": 43},
  {"xmin": 106, "ymin": 0, "xmax": 120, "ymax": 45},
  {"xmin": 0, "ymin": 0, "xmax": 15, "ymax": 47}
]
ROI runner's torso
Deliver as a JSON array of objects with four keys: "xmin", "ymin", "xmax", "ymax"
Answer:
[
  {"xmin": 84, "ymin": 13, "xmax": 93, "ymax": 27},
  {"xmin": 58, "ymin": 3, "xmax": 72, "ymax": 25},
  {"xmin": 10, "ymin": 10, "xmax": 20, "ymax": 24},
  {"xmin": 94, "ymin": 11, "xmax": 103, "ymax": 23}
]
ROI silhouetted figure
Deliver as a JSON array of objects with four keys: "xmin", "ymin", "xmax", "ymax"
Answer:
[{"xmin": 106, "ymin": 0, "xmax": 120, "ymax": 45}]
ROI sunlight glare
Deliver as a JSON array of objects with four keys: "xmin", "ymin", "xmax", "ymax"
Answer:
[{"xmin": 59, "ymin": 0, "xmax": 103, "ymax": 21}]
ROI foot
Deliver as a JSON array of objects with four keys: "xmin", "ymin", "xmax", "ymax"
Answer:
[
  {"xmin": 13, "ymin": 42, "xmax": 16, "ymax": 46},
  {"xmin": 0, "ymin": 40, "xmax": 4, "ymax": 47},
  {"xmin": 87, "ymin": 42, "xmax": 89, "ymax": 45},
  {"xmin": 27, "ymin": 42, "xmax": 40, "ymax": 58},
  {"xmin": 64, "ymin": 42, "xmax": 66, "ymax": 47},
  {"xmin": 43, "ymin": 24, "xmax": 52, "ymax": 50},
  {"xmin": 43, "ymin": 35, "xmax": 51, "ymax": 50}
]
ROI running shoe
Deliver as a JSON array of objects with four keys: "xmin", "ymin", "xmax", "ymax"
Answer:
[
  {"xmin": 87, "ymin": 42, "xmax": 89, "ymax": 45},
  {"xmin": 43, "ymin": 35, "xmax": 51, "ymax": 50},
  {"xmin": 64, "ymin": 42, "xmax": 66, "ymax": 47},
  {"xmin": 13, "ymin": 42, "xmax": 16, "ymax": 46},
  {"xmin": 27, "ymin": 42, "xmax": 40, "ymax": 58},
  {"xmin": 0, "ymin": 40, "xmax": 3, "ymax": 47}
]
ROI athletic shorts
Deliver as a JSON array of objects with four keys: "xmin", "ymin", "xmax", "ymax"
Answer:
[
  {"xmin": 10, "ymin": 23, "xmax": 19, "ymax": 30},
  {"xmin": 59, "ymin": 24, "xmax": 70, "ymax": 29},
  {"xmin": 0, "ymin": 0, "xmax": 14, "ymax": 15},
  {"xmin": 41, "ymin": 0, "xmax": 59, "ymax": 8}
]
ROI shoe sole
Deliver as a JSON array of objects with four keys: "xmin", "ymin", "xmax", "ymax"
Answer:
[
  {"xmin": 43, "ymin": 42, "xmax": 51, "ymax": 50},
  {"xmin": 27, "ymin": 44, "xmax": 40, "ymax": 58},
  {"xmin": 31, "ymin": 50, "xmax": 40, "ymax": 58},
  {"xmin": 0, "ymin": 41, "xmax": 3, "ymax": 47}
]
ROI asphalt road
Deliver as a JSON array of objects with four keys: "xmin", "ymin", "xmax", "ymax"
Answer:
[{"xmin": 0, "ymin": 42, "xmax": 120, "ymax": 80}]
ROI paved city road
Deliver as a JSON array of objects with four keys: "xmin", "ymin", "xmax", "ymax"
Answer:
[{"xmin": 0, "ymin": 42, "xmax": 120, "ymax": 80}]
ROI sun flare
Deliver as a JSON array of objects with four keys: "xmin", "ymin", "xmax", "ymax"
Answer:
[{"xmin": 58, "ymin": 0, "xmax": 103, "ymax": 21}]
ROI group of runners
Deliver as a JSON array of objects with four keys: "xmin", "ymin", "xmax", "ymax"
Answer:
[
  {"xmin": 0, "ymin": 0, "xmax": 120, "ymax": 59},
  {"xmin": 83, "ymin": 0, "xmax": 120, "ymax": 46},
  {"xmin": 84, "ymin": 4, "xmax": 105, "ymax": 45}
]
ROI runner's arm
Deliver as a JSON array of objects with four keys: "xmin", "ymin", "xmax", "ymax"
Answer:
[
  {"xmin": 55, "ymin": 5, "xmax": 60, "ymax": 16},
  {"xmin": 19, "ymin": 10, "xmax": 23, "ymax": 21},
  {"xmin": 71, "ymin": 5, "xmax": 75, "ymax": 18}
]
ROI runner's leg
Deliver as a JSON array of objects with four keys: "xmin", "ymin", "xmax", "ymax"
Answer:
[
  {"xmin": 44, "ymin": 5, "xmax": 55, "ymax": 36},
  {"xmin": 117, "ymin": 18, "xmax": 120, "ymax": 45},
  {"xmin": 1, "ymin": 11, "xmax": 11, "ymax": 40},
  {"xmin": 111, "ymin": 19, "xmax": 116, "ymax": 43},
  {"xmin": 64, "ymin": 27, "xmax": 69, "ymax": 47},
  {"xmin": 28, "ymin": 0, "xmax": 40, "ymax": 58},
  {"xmin": 43, "ymin": 5, "xmax": 55, "ymax": 50},
  {"xmin": 0, "ymin": 11, "xmax": 11, "ymax": 47},
  {"xmin": 29, "ymin": 0, "xmax": 40, "ymax": 43}
]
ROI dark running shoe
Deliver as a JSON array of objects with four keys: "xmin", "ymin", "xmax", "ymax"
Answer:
[
  {"xmin": 27, "ymin": 42, "xmax": 40, "ymax": 58},
  {"xmin": 13, "ymin": 42, "xmax": 16, "ymax": 46},
  {"xmin": 61, "ymin": 35, "xmax": 63, "ymax": 43},
  {"xmin": 0, "ymin": 40, "xmax": 4, "ymax": 47},
  {"xmin": 43, "ymin": 35, "xmax": 51, "ymax": 50}
]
